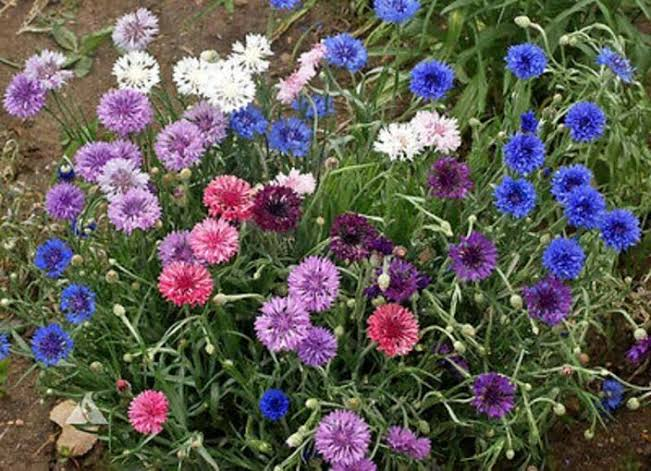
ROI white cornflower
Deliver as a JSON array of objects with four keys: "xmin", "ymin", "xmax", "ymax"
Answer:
[
  {"xmin": 98, "ymin": 158, "xmax": 150, "ymax": 199},
  {"xmin": 112, "ymin": 50, "xmax": 160, "ymax": 93},
  {"xmin": 230, "ymin": 33, "xmax": 273, "ymax": 74},
  {"xmin": 411, "ymin": 110, "xmax": 461, "ymax": 153},
  {"xmin": 273, "ymin": 168, "xmax": 316, "ymax": 196},
  {"xmin": 373, "ymin": 123, "xmax": 423, "ymax": 161},
  {"xmin": 173, "ymin": 57, "xmax": 208, "ymax": 96},
  {"xmin": 199, "ymin": 60, "xmax": 255, "ymax": 113}
]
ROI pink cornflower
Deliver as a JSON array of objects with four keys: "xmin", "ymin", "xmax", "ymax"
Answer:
[
  {"xmin": 367, "ymin": 304, "xmax": 419, "ymax": 357},
  {"xmin": 276, "ymin": 42, "xmax": 325, "ymax": 104},
  {"xmin": 202, "ymin": 175, "xmax": 254, "ymax": 222},
  {"xmin": 158, "ymin": 262, "xmax": 213, "ymax": 307},
  {"xmin": 188, "ymin": 218, "xmax": 239, "ymax": 265},
  {"xmin": 128, "ymin": 390, "xmax": 169, "ymax": 435},
  {"xmin": 411, "ymin": 110, "xmax": 461, "ymax": 153},
  {"xmin": 273, "ymin": 168, "xmax": 316, "ymax": 196}
]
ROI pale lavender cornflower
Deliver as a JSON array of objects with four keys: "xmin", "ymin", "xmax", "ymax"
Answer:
[
  {"xmin": 157, "ymin": 230, "xmax": 197, "ymax": 266},
  {"xmin": 385, "ymin": 426, "xmax": 431, "ymax": 460},
  {"xmin": 97, "ymin": 88, "xmax": 153, "ymax": 136},
  {"xmin": 110, "ymin": 139, "xmax": 142, "ymax": 166},
  {"xmin": 24, "ymin": 49, "xmax": 73, "ymax": 90},
  {"xmin": 315, "ymin": 410, "xmax": 371, "ymax": 465},
  {"xmin": 254, "ymin": 296, "xmax": 311, "ymax": 352},
  {"xmin": 112, "ymin": 8, "xmax": 159, "ymax": 51},
  {"xmin": 45, "ymin": 182, "xmax": 85, "ymax": 221},
  {"xmin": 107, "ymin": 187, "xmax": 161, "ymax": 235},
  {"xmin": 3, "ymin": 73, "xmax": 46, "ymax": 119},
  {"xmin": 154, "ymin": 120, "xmax": 206, "ymax": 171},
  {"xmin": 288, "ymin": 256, "xmax": 340, "ymax": 312},
  {"xmin": 331, "ymin": 459, "xmax": 377, "ymax": 471},
  {"xmin": 296, "ymin": 326, "xmax": 338, "ymax": 367},
  {"xmin": 74, "ymin": 141, "xmax": 115, "ymax": 183},
  {"xmin": 183, "ymin": 101, "xmax": 228, "ymax": 147},
  {"xmin": 98, "ymin": 158, "xmax": 150, "ymax": 199}
]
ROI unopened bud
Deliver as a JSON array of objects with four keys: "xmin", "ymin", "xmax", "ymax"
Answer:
[
  {"xmin": 524, "ymin": 383, "xmax": 532, "ymax": 391},
  {"xmin": 377, "ymin": 273, "xmax": 391, "ymax": 291},
  {"xmin": 584, "ymin": 429, "xmax": 594, "ymax": 440},
  {"xmin": 345, "ymin": 397, "xmax": 361, "ymax": 410},
  {"xmin": 205, "ymin": 343, "xmax": 215, "ymax": 355},
  {"xmin": 334, "ymin": 325, "xmax": 345, "ymax": 337},
  {"xmin": 417, "ymin": 420, "xmax": 430, "ymax": 434},
  {"xmin": 222, "ymin": 359, "xmax": 234, "ymax": 368},
  {"xmin": 393, "ymin": 246, "xmax": 407, "ymax": 258},
  {"xmin": 305, "ymin": 398, "xmax": 320, "ymax": 410},
  {"xmin": 468, "ymin": 117, "xmax": 481, "ymax": 128},
  {"xmin": 453, "ymin": 341, "xmax": 466, "ymax": 355},
  {"xmin": 123, "ymin": 353, "xmax": 133, "ymax": 363},
  {"xmin": 553, "ymin": 403, "xmax": 566, "ymax": 416},
  {"xmin": 371, "ymin": 296, "xmax": 386, "ymax": 307},
  {"xmin": 177, "ymin": 450, "xmax": 187, "ymax": 460},
  {"xmin": 626, "ymin": 397, "xmax": 640, "ymax": 410},
  {"xmin": 634, "ymin": 328, "xmax": 647, "ymax": 341},
  {"xmin": 579, "ymin": 353, "xmax": 589, "ymax": 365},
  {"xmin": 71, "ymin": 254, "xmax": 84, "ymax": 266},
  {"xmin": 497, "ymin": 131, "xmax": 507, "ymax": 140},
  {"xmin": 506, "ymin": 449, "xmax": 515, "ymax": 460},
  {"xmin": 510, "ymin": 294, "xmax": 523, "ymax": 310},
  {"xmin": 0, "ymin": 298, "xmax": 10, "ymax": 307},
  {"xmin": 131, "ymin": 281, "xmax": 140, "ymax": 290},
  {"xmin": 559, "ymin": 34, "xmax": 571, "ymax": 46},
  {"xmin": 213, "ymin": 293, "xmax": 228, "ymax": 305},
  {"xmin": 113, "ymin": 304, "xmax": 126, "ymax": 317},
  {"xmin": 178, "ymin": 168, "xmax": 192, "ymax": 181},
  {"xmin": 89, "ymin": 361, "xmax": 103, "ymax": 373},
  {"xmin": 514, "ymin": 15, "xmax": 531, "ymax": 28},
  {"xmin": 105, "ymin": 270, "xmax": 119, "ymax": 284},
  {"xmin": 346, "ymin": 299, "xmax": 355, "ymax": 308},
  {"xmin": 316, "ymin": 216, "xmax": 325, "ymax": 226},
  {"xmin": 324, "ymin": 157, "xmax": 339, "ymax": 170},
  {"xmin": 474, "ymin": 292, "xmax": 485, "ymax": 305},
  {"xmin": 286, "ymin": 432, "xmax": 304, "ymax": 448},
  {"xmin": 624, "ymin": 276, "xmax": 633, "ymax": 284},
  {"xmin": 116, "ymin": 379, "xmax": 131, "ymax": 393},
  {"xmin": 461, "ymin": 324, "xmax": 475, "ymax": 337},
  {"xmin": 200, "ymin": 49, "xmax": 220, "ymax": 63}
]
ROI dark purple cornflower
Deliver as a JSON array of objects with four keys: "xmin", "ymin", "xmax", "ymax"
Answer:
[
  {"xmin": 385, "ymin": 425, "xmax": 431, "ymax": 460},
  {"xmin": 97, "ymin": 88, "xmax": 153, "ymax": 136},
  {"xmin": 367, "ymin": 235, "xmax": 394, "ymax": 255},
  {"xmin": 157, "ymin": 230, "xmax": 196, "ymax": 266},
  {"xmin": 296, "ymin": 326, "xmax": 338, "ymax": 367},
  {"xmin": 315, "ymin": 410, "xmax": 371, "ymax": 465},
  {"xmin": 45, "ymin": 183, "xmax": 85, "ymax": 221},
  {"xmin": 288, "ymin": 256, "xmax": 340, "ymax": 312},
  {"xmin": 329, "ymin": 213, "xmax": 379, "ymax": 262},
  {"xmin": 472, "ymin": 372, "xmax": 516, "ymax": 419},
  {"xmin": 366, "ymin": 258, "xmax": 429, "ymax": 303},
  {"xmin": 428, "ymin": 157, "xmax": 473, "ymax": 199},
  {"xmin": 3, "ymin": 73, "xmax": 46, "ymax": 119},
  {"xmin": 523, "ymin": 276, "xmax": 572, "ymax": 326},
  {"xmin": 252, "ymin": 185, "xmax": 302, "ymax": 232},
  {"xmin": 448, "ymin": 232, "xmax": 498, "ymax": 282},
  {"xmin": 626, "ymin": 338, "xmax": 651, "ymax": 365}
]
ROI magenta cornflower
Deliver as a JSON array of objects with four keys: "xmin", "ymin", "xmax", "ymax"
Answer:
[
  {"xmin": 158, "ymin": 230, "xmax": 197, "ymax": 266},
  {"xmin": 254, "ymin": 296, "xmax": 311, "ymax": 352},
  {"xmin": 107, "ymin": 188, "xmax": 161, "ymax": 235},
  {"xmin": 97, "ymin": 88, "xmax": 153, "ymax": 136},
  {"xmin": 3, "ymin": 73, "xmax": 47, "ymax": 119},
  {"xmin": 329, "ymin": 213, "xmax": 379, "ymax": 262},
  {"xmin": 523, "ymin": 276, "xmax": 573, "ymax": 326},
  {"xmin": 288, "ymin": 256, "xmax": 340, "ymax": 312},
  {"xmin": 296, "ymin": 326, "xmax": 338, "ymax": 367},
  {"xmin": 128, "ymin": 390, "xmax": 169, "ymax": 435},
  {"xmin": 472, "ymin": 372, "xmax": 516, "ymax": 419},
  {"xmin": 315, "ymin": 410, "xmax": 371, "ymax": 465},
  {"xmin": 188, "ymin": 218, "xmax": 239, "ymax": 265},
  {"xmin": 45, "ymin": 183, "xmax": 85, "ymax": 221},
  {"xmin": 155, "ymin": 120, "xmax": 206, "ymax": 171},
  {"xmin": 183, "ymin": 101, "xmax": 228, "ymax": 147},
  {"xmin": 252, "ymin": 185, "xmax": 302, "ymax": 232},
  {"xmin": 385, "ymin": 425, "xmax": 431, "ymax": 460},
  {"xmin": 448, "ymin": 232, "xmax": 498, "ymax": 282},
  {"xmin": 428, "ymin": 157, "xmax": 473, "ymax": 199}
]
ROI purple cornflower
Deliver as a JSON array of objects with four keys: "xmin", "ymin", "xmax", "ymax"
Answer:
[
  {"xmin": 427, "ymin": 157, "xmax": 473, "ymax": 199},
  {"xmin": 112, "ymin": 8, "xmax": 159, "ymax": 51},
  {"xmin": 97, "ymin": 88, "xmax": 153, "ymax": 136},
  {"xmin": 270, "ymin": 0, "xmax": 301, "ymax": 9},
  {"xmin": 24, "ymin": 49, "xmax": 73, "ymax": 90},
  {"xmin": 296, "ymin": 326, "xmax": 338, "ymax": 367},
  {"xmin": 288, "ymin": 256, "xmax": 340, "ymax": 312},
  {"xmin": 254, "ymin": 296, "xmax": 311, "ymax": 352},
  {"xmin": 472, "ymin": 372, "xmax": 516, "ymax": 419},
  {"xmin": 449, "ymin": 232, "xmax": 498, "ymax": 282},
  {"xmin": 268, "ymin": 117, "xmax": 312, "ymax": 157},
  {"xmin": 367, "ymin": 235, "xmax": 394, "ymax": 256},
  {"xmin": 158, "ymin": 230, "xmax": 196, "ymax": 266},
  {"xmin": 3, "ymin": 73, "xmax": 46, "ymax": 119},
  {"xmin": 183, "ymin": 101, "xmax": 228, "ymax": 147},
  {"xmin": 626, "ymin": 338, "xmax": 651, "ymax": 365},
  {"xmin": 110, "ymin": 139, "xmax": 143, "ymax": 166},
  {"xmin": 331, "ymin": 459, "xmax": 377, "ymax": 471},
  {"xmin": 230, "ymin": 104, "xmax": 268, "ymax": 140},
  {"xmin": 385, "ymin": 425, "xmax": 431, "ymax": 460},
  {"xmin": 252, "ymin": 185, "xmax": 302, "ymax": 232},
  {"xmin": 60, "ymin": 284, "xmax": 96, "ymax": 324},
  {"xmin": 329, "ymin": 213, "xmax": 379, "ymax": 262},
  {"xmin": 45, "ymin": 183, "xmax": 85, "ymax": 221},
  {"xmin": 73, "ymin": 141, "xmax": 115, "ymax": 183},
  {"xmin": 315, "ymin": 410, "xmax": 371, "ymax": 465},
  {"xmin": 523, "ymin": 276, "xmax": 573, "ymax": 326},
  {"xmin": 107, "ymin": 188, "xmax": 161, "ymax": 235},
  {"xmin": 366, "ymin": 258, "xmax": 429, "ymax": 303},
  {"xmin": 155, "ymin": 120, "xmax": 206, "ymax": 171}
]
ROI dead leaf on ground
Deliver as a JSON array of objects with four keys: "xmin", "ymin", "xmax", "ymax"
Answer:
[{"xmin": 49, "ymin": 400, "xmax": 98, "ymax": 457}]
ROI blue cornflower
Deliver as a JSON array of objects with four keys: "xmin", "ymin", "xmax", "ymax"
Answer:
[
  {"xmin": 520, "ymin": 110, "xmax": 538, "ymax": 134},
  {"xmin": 503, "ymin": 133, "xmax": 546, "ymax": 176},
  {"xmin": 31, "ymin": 324, "xmax": 73, "ymax": 367},
  {"xmin": 564, "ymin": 101, "xmax": 606, "ymax": 143},
  {"xmin": 596, "ymin": 47, "xmax": 634, "ymax": 83},
  {"xmin": 57, "ymin": 163, "xmax": 75, "ymax": 182},
  {"xmin": 505, "ymin": 43, "xmax": 547, "ymax": 80},
  {"xmin": 550, "ymin": 164, "xmax": 593, "ymax": 203},
  {"xmin": 34, "ymin": 238, "xmax": 73, "ymax": 278},
  {"xmin": 543, "ymin": 238, "xmax": 585, "ymax": 280},
  {"xmin": 601, "ymin": 379, "xmax": 624, "ymax": 413},
  {"xmin": 494, "ymin": 176, "xmax": 537, "ymax": 218},
  {"xmin": 409, "ymin": 59, "xmax": 455, "ymax": 101},
  {"xmin": 292, "ymin": 94, "xmax": 334, "ymax": 119},
  {"xmin": 563, "ymin": 186, "xmax": 606, "ymax": 229},
  {"xmin": 599, "ymin": 209, "xmax": 641, "ymax": 252},
  {"xmin": 269, "ymin": 0, "xmax": 301, "ymax": 10},
  {"xmin": 268, "ymin": 117, "xmax": 312, "ymax": 157},
  {"xmin": 0, "ymin": 333, "xmax": 10, "ymax": 361},
  {"xmin": 258, "ymin": 388, "xmax": 290, "ymax": 421},
  {"xmin": 60, "ymin": 284, "xmax": 96, "ymax": 324},
  {"xmin": 230, "ymin": 105, "xmax": 268, "ymax": 140},
  {"xmin": 323, "ymin": 33, "xmax": 367, "ymax": 72},
  {"xmin": 374, "ymin": 0, "xmax": 420, "ymax": 24}
]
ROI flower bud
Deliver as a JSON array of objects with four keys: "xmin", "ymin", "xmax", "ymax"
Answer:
[
  {"xmin": 71, "ymin": 254, "xmax": 84, "ymax": 266},
  {"xmin": 468, "ymin": 117, "xmax": 481, "ymax": 128},
  {"xmin": 334, "ymin": 325, "xmax": 345, "ymax": 337},
  {"xmin": 345, "ymin": 397, "xmax": 361, "ymax": 410},
  {"xmin": 162, "ymin": 173, "xmax": 175, "ymax": 186},
  {"xmin": 634, "ymin": 328, "xmax": 647, "ymax": 341},
  {"xmin": 453, "ymin": 341, "xmax": 466, "ymax": 355},
  {"xmin": 579, "ymin": 353, "xmax": 589, "ymax": 365},
  {"xmin": 178, "ymin": 168, "xmax": 192, "ymax": 181},
  {"xmin": 116, "ymin": 378, "xmax": 131, "ymax": 393},
  {"xmin": 213, "ymin": 293, "xmax": 228, "ymax": 305},
  {"xmin": 524, "ymin": 383, "xmax": 532, "ymax": 391},
  {"xmin": 176, "ymin": 450, "xmax": 187, "ymax": 460},
  {"xmin": 305, "ymin": 398, "xmax": 320, "ymax": 410},
  {"xmin": 89, "ymin": 361, "xmax": 103, "ymax": 373},
  {"xmin": 624, "ymin": 276, "xmax": 632, "ymax": 284},
  {"xmin": 461, "ymin": 324, "xmax": 476, "ymax": 337},
  {"xmin": 222, "ymin": 359, "xmax": 234, "ymax": 368},
  {"xmin": 510, "ymin": 294, "xmax": 523, "ymax": 310},
  {"xmin": 200, "ymin": 49, "xmax": 220, "ymax": 63},
  {"xmin": 473, "ymin": 292, "xmax": 485, "ymax": 305},
  {"xmin": 627, "ymin": 397, "xmax": 640, "ymax": 410},
  {"xmin": 371, "ymin": 296, "xmax": 386, "ymax": 307},
  {"xmin": 497, "ymin": 131, "xmax": 507, "ymax": 140},
  {"xmin": 123, "ymin": 353, "xmax": 133, "ymax": 363},
  {"xmin": 325, "ymin": 157, "xmax": 339, "ymax": 170},
  {"xmin": 377, "ymin": 273, "xmax": 391, "ymax": 291},
  {"xmin": 584, "ymin": 429, "xmax": 594, "ymax": 440},
  {"xmin": 113, "ymin": 304, "xmax": 126, "ymax": 317},
  {"xmin": 506, "ymin": 449, "xmax": 515, "ymax": 460},
  {"xmin": 205, "ymin": 343, "xmax": 215, "ymax": 355},
  {"xmin": 131, "ymin": 282, "xmax": 140, "ymax": 291},
  {"xmin": 316, "ymin": 216, "xmax": 325, "ymax": 226},
  {"xmin": 0, "ymin": 298, "xmax": 10, "ymax": 307},
  {"xmin": 393, "ymin": 246, "xmax": 407, "ymax": 258},
  {"xmin": 417, "ymin": 420, "xmax": 430, "ymax": 434},
  {"xmin": 286, "ymin": 432, "xmax": 304, "ymax": 448},
  {"xmin": 514, "ymin": 15, "xmax": 531, "ymax": 28},
  {"xmin": 559, "ymin": 34, "xmax": 571, "ymax": 46},
  {"xmin": 105, "ymin": 270, "xmax": 119, "ymax": 284},
  {"xmin": 346, "ymin": 299, "xmax": 356, "ymax": 308},
  {"xmin": 553, "ymin": 403, "xmax": 566, "ymax": 416},
  {"xmin": 191, "ymin": 434, "xmax": 204, "ymax": 449}
]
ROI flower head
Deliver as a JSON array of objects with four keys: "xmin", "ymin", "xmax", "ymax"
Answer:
[
  {"xmin": 519, "ymin": 110, "xmax": 539, "ymax": 134},
  {"xmin": 493, "ymin": 176, "xmax": 536, "ymax": 218},
  {"xmin": 112, "ymin": 8, "xmax": 159, "ymax": 51},
  {"xmin": 297, "ymin": 326, "xmax": 338, "ymax": 367},
  {"xmin": 254, "ymin": 296, "xmax": 311, "ymax": 352},
  {"xmin": 564, "ymin": 101, "xmax": 606, "ymax": 143},
  {"xmin": 329, "ymin": 213, "xmax": 379, "ymax": 262},
  {"xmin": 366, "ymin": 259, "xmax": 429, "ymax": 304},
  {"xmin": 598, "ymin": 209, "xmax": 641, "ymax": 252},
  {"xmin": 230, "ymin": 105, "xmax": 268, "ymax": 139},
  {"xmin": 542, "ymin": 238, "xmax": 585, "ymax": 280},
  {"xmin": 183, "ymin": 101, "xmax": 228, "ymax": 147},
  {"xmin": 505, "ymin": 43, "xmax": 547, "ymax": 79},
  {"xmin": 46, "ymin": 183, "xmax": 85, "ymax": 221},
  {"xmin": 596, "ymin": 47, "xmax": 634, "ymax": 83},
  {"xmin": 626, "ymin": 338, "xmax": 651, "ymax": 365},
  {"xmin": 268, "ymin": 118, "xmax": 312, "ymax": 157},
  {"xmin": 331, "ymin": 459, "xmax": 377, "ymax": 471},
  {"xmin": 155, "ymin": 120, "xmax": 206, "ymax": 171},
  {"xmin": 288, "ymin": 256, "xmax": 340, "ymax": 312},
  {"xmin": 411, "ymin": 110, "xmax": 461, "ymax": 153},
  {"xmin": 230, "ymin": 33, "xmax": 273, "ymax": 74},
  {"xmin": 373, "ymin": 123, "xmax": 423, "ymax": 161},
  {"xmin": 173, "ymin": 57, "xmax": 208, "ymax": 96},
  {"xmin": 97, "ymin": 88, "xmax": 153, "ymax": 136},
  {"xmin": 503, "ymin": 133, "xmax": 546, "ymax": 175},
  {"xmin": 108, "ymin": 188, "xmax": 161, "ymax": 235},
  {"xmin": 273, "ymin": 169, "xmax": 316, "ymax": 196},
  {"xmin": 449, "ymin": 232, "xmax": 498, "ymax": 282},
  {"xmin": 34, "ymin": 238, "xmax": 73, "ymax": 278},
  {"xmin": 252, "ymin": 185, "xmax": 302, "ymax": 232},
  {"xmin": 324, "ymin": 33, "xmax": 367, "ymax": 72},
  {"xmin": 57, "ymin": 164, "xmax": 75, "ymax": 182},
  {"xmin": 315, "ymin": 410, "xmax": 371, "ymax": 465},
  {"xmin": 113, "ymin": 50, "xmax": 160, "ymax": 93},
  {"xmin": 601, "ymin": 379, "xmax": 624, "ymax": 413},
  {"xmin": 428, "ymin": 157, "xmax": 473, "ymax": 199},
  {"xmin": 110, "ymin": 139, "xmax": 143, "ymax": 166},
  {"xmin": 386, "ymin": 426, "xmax": 431, "ymax": 460},
  {"xmin": 259, "ymin": 389, "xmax": 290, "ymax": 421},
  {"xmin": 523, "ymin": 276, "xmax": 572, "ymax": 326},
  {"xmin": 128, "ymin": 390, "xmax": 169, "ymax": 435},
  {"xmin": 563, "ymin": 186, "xmax": 606, "ymax": 229},
  {"xmin": 188, "ymin": 218, "xmax": 239, "ymax": 265},
  {"xmin": 0, "ymin": 334, "xmax": 10, "ymax": 361},
  {"xmin": 60, "ymin": 284, "xmax": 96, "ymax": 324},
  {"xmin": 98, "ymin": 158, "xmax": 150, "ymax": 199},
  {"xmin": 158, "ymin": 262, "xmax": 213, "ymax": 307},
  {"xmin": 24, "ymin": 49, "xmax": 73, "ymax": 90},
  {"xmin": 199, "ymin": 60, "xmax": 255, "ymax": 113},
  {"xmin": 158, "ymin": 230, "xmax": 196, "ymax": 266},
  {"xmin": 203, "ymin": 175, "xmax": 254, "ymax": 222},
  {"xmin": 367, "ymin": 303, "xmax": 419, "ymax": 357},
  {"xmin": 73, "ymin": 141, "xmax": 115, "ymax": 183},
  {"xmin": 472, "ymin": 372, "xmax": 516, "ymax": 418},
  {"xmin": 270, "ymin": 0, "xmax": 301, "ymax": 9},
  {"xmin": 374, "ymin": 0, "xmax": 420, "ymax": 24},
  {"xmin": 292, "ymin": 94, "xmax": 334, "ymax": 119},
  {"xmin": 409, "ymin": 59, "xmax": 455, "ymax": 101},
  {"xmin": 550, "ymin": 164, "xmax": 592, "ymax": 203},
  {"xmin": 31, "ymin": 324, "xmax": 73, "ymax": 366},
  {"xmin": 3, "ymin": 73, "xmax": 46, "ymax": 119}
]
